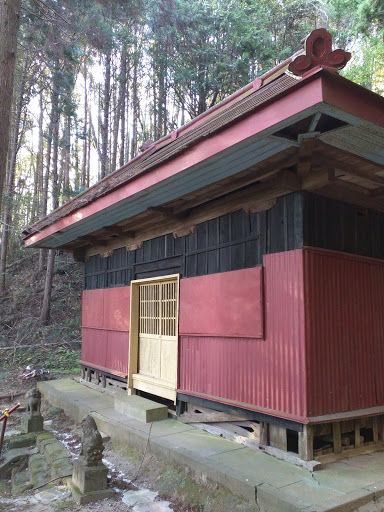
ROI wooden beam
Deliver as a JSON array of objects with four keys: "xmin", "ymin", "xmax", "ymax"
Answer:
[
  {"xmin": 368, "ymin": 186, "xmax": 384, "ymax": 198},
  {"xmin": 334, "ymin": 177, "xmax": 372, "ymax": 196},
  {"xmin": 172, "ymin": 149, "xmax": 298, "ymax": 215},
  {"xmin": 147, "ymin": 206, "xmax": 188, "ymax": 221},
  {"xmin": 296, "ymin": 137, "xmax": 316, "ymax": 178},
  {"xmin": 302, "ymin": 168, "xmax": 336, "ymax": 190},
  {"xmin": 315, "ymin": 181, "xmax": 384, "ymax": 212},
  {"xmin": 314, "ymin": 141, "xmax": 384, "ymax": 183},
  {"xmin": 84, "ymin": 170, "xmax": 300, "ymax": 259},
  {"xmin": 79, "ymin": 235, "xmax": 108, "ymax": 247}
]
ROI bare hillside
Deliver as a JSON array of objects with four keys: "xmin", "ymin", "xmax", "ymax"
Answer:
[{"xmin": 0, "ymin": 250, "xmax": 82, "ymax": 376}]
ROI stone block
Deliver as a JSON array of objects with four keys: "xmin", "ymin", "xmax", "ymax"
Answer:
[
  {"xmin": 21, "ymin": 415, "xmax": 44, "ymax": 433},
  {"xmin": 72, "ymin": 457, "xmax": 108, "ymax": 493},
  {"xmin": 44, "ymin": 440, "xmax": 69, "ymax": 463},
  {"xmin": 69, "ymin": 480, "xmax": 114, "ymax": 505},
  {"xmin": 3, "ymin": 432, "xmax": 38, "ymax": 451},
  {"xmin": 115, "ymin": 395, "xmax": 168, "ymax": 423},
  {"xmin": 51, "ymin": 456, "xmax": 72, "ymax": 479},
  {"xmin": 29, "ymin": 454, "xmax": 50, "ymax": 488},
  {"xmin": 36, "ymin": 432, "xmax": 56, "ymax": 452},
  {"xmin": 11, "ymin": 469, "xmax": 33, "ymax": 496}
]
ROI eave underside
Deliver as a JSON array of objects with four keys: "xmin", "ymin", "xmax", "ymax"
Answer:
[
  {"xmin": 70, "ymin": 138, "xmax": 384, "ymax": 261},
  {"xmin": 27, "ymin": 104, "xmax": 384, "ymax": 259}
]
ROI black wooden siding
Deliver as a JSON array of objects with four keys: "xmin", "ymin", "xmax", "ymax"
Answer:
[
  {"xmin": 84, "ymin": 191, "xmax": 384, "ymax": 290},
  {"xmin": 303, "ymin": 193, "xmax": 384, "ymax": 260},
  {"xmin": 84, "ymin": 192, "xmax": 304, "ymax": 289}
]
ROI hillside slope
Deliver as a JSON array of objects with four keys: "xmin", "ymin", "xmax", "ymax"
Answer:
[{"xmin": 0, "ymin": 250, "xmax": 82, "ymax": 375}]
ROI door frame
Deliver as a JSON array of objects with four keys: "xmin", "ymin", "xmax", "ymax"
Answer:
[{"xmin": 127, "ymin": 274, "xmax": 180, "ymax": 400}]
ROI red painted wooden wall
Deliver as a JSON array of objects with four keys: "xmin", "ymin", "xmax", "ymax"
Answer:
[
  {"xmin": 82, "ymin": 287, "xmax": 130, "ymax": 374},
  {"xmin": 304, "ymin": 248, "xmax": 384, "ymax": 419},
  {"xmin": 178, "ymin": 253, "xmax": 307, "ymax": 423}
]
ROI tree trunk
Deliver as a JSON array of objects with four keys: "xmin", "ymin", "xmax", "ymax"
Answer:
[
  {"xmin": 111, "ymin": 45, "xmax": 127, "ymax": 173},
  {"xmin": 51, "ymin": 77, "xmax": 60, "ymax": 211},
  {"xmin": 62, "ymin": 114, "xmax": 71, "ymax": 199},
  {"xmin": 130, "ymin": 40, "xmax": 139, "ymax": 160},
  {"xmin": 0, "ymin": 57, "xmax": 28, "ymax": 293},
  {"xmin": 100, "ymin": 49, "xmax": 111, "ymax": 179},
  {"xmin": 33, "ymin": 93, "xmax": 44, "ymax": 222},
  {"xmin": 0, "ymin": 0, "xmax": 21, "ymax": 215},
  {"xmin": 119, "ymin": 68, "xmax": 127, "ymax": 168},
  {"xmin": 81, "ymin": 65, "xmax": 88, "ymax": 189},
  {"xmin": 40, "ymin": 249, "xmax": 56, "ymax": 325},
  {"xmin": 40, "ymin": 70, "xmax": 60, "ymax": 322},
  {"xmin": 39, "ymin": 96, "xmax": 54, "ymax": 272}
]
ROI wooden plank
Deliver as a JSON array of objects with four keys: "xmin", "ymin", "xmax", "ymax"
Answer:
[
  {"xmin": 317, "ymin": 442, "xmax": 384, "ymax": 464},
  {"xmin": 340, "ymin": 420, "xmax": 355, "ymax": 434},
  {"xmin": 333, "ymin": 422, "xmax": 342, "ymax": 454},
  {"xmin": 269, "ymin": 425, "xmax": 287, "ymax": 451},
  {"xmin": 373, "ymin": 416, "xmax": 379, "ymax": 443},
  {"xmin": 355, "ymin": 419, "xmax": 361, "ymax": 448},
  {"xmin": 216, "ymin": 422, "xmax": 261, "ymax": 441},
  {"xmin": 180, "ymin": 404, "xmax": 247, "ymax": 424},
  {"xmin": 315, "ymin": 140, "xmax": 384, "ymax": 175},
  {"xmin": 78, "ymin": 361, "xmax": 127, "ymax": 379},
  {"xmin": 313, "ymin": 423, "xmax": 332, "ymax": 437},
  {"xmin": 192, "ymin": 422, "xmax": 261, "ymax": 451},
  {"xmin": 298, "ymin": 424, "xmax": 314, "ymax": 461}
]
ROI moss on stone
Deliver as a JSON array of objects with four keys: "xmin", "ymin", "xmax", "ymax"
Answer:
[
  {"xmin": 3, "ymin": 432, "xmax": 38, "ymax": 450},
  {"xmin": 44, "ymin": 441, "xmax": 69, "ymax": 463}
]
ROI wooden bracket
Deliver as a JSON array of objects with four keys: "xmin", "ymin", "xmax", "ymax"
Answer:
[{"xmin": 173, "ymin": 225, "xmax": 197, "ymax": 238}]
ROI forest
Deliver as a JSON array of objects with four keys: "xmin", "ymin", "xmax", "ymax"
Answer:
[{"xmin": 0, "ymin": 0, "xmax": 383, "ymax": 332}]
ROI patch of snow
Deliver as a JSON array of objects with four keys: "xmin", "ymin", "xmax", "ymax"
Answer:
[
  {"xmin": 122, "ymin": 489, "xmax": 173, "ymax": 512},
  {"xmin": 31, "ymin": 486, "xmax": 71, "ymax": 504}
]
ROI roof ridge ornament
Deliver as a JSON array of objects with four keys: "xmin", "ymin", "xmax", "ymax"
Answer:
[{"xmin": 288, "ymin": 28, "xmax": 351, "ymax": 77}]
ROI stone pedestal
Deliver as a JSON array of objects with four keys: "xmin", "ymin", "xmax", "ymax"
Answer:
[
  {"xmin": 72, "ymin": 457, "xmax": 108, "ymax": 493},
  {"xmin": 70, "ymin": 457, "xmax": 113, "ymax": 504},
  {"xmin": 21, "ymin": 415, "xmax": 44, "ymax": 433},
  {"xmin": 22, "ymin": 388, "xmax": 44, "ymax": 433}
]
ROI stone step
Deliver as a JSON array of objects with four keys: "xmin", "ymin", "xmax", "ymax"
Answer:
[
  {"xmin": 114, "ymin": 395, "xmax": 168, "ymax": 423},
  {"xmin": 0, "ymin": 446, "xmax": 37, "ymax": 480},
  {"xmin": 29, "ymin": 454, "xmax": 51, "ymax": 488},
  {"xmin": 12, "ymin": 468, "xmax": 33, "ymax": 496}
]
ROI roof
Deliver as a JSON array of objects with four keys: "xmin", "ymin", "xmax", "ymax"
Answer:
[{"xmin": 23, "ymin": 29, "xmax": 384, "ymax": 256}]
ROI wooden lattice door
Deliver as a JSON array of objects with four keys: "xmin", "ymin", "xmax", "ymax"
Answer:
[{"xmin": 132, "ymin": 278, "xmax": 179, "ymax": 401}]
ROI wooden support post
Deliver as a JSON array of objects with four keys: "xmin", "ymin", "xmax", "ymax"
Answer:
[
  {"xmin": 95, "ymin": 371, "xmax": 100, "ymax": 385},
  {"xmin": 176, "ymin": 400, "xmax": 186, "ymax": 417},
  {"xmin": 101, "ymin": 374, "xmax": 107, "ymax": 388},
  {"xmin": 373, "ymin": 416, "xmax": 379, "ymax": 444},
  {"xmin": 86, "ymin": 368, "xmax": 91, "ymax": 382},
  {"xmin": 333, "ymin": 422, "xmax": 342, "ymax": 454},
  {"xmin": 299, "ymin": 424, "xmax": 314, "ymax": 461},
  {"xmin": 354, "ymin": 419, "xmax": 361, "ymax": 448},
  {"xmin": 379, "ymin": 416, "xmax": 384, "ymax": 442},
  {"xmin": 269, "ymin": 425, "xmax": 287, "ymax": 451},
  {"xmin": 260, "ymin": 422, "xmax": 269, "ymax": 446},
  {"xmin": 81, "ymin": 367, "xmax": 85, "ymax": 379}
]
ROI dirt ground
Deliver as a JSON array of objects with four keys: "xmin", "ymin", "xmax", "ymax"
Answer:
[{"xmin": 0, "ymin": 371, "xmax": 258, "ymax": 512}]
